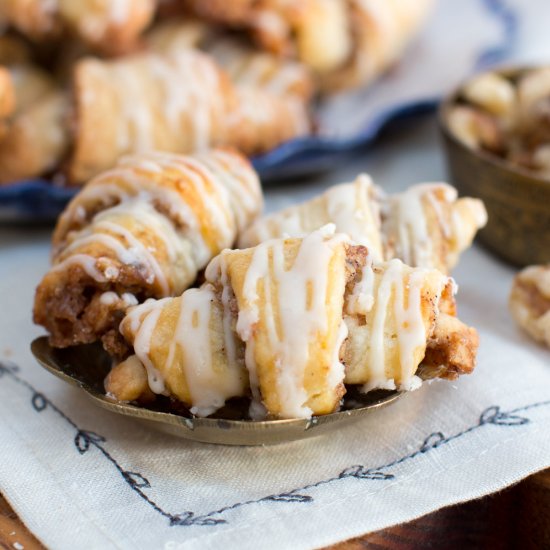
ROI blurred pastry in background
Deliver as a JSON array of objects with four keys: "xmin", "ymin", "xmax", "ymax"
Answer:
[
  {"xmin": 34, "ymin": 148, "xmax": 263, "ymax": 355},
  {"xmin": 182, "ymin": 0, "xmax": 436, "ymax": 92},
  {"xmin": 510, "ymin": 264, "xmax": 550, "ymax": 348},
  {"xmin": 0, "ymin": 34, "xmax": 69, "ymax": 183},
  {"xmin": 146, "ymin": 19, "xmax": 314, "ymax": 100},
  {"xmin": 68, "ymin": 47, "xmax": 311, "ymax": 183},
  {"xmin": 2, "ymin": 0, "xmax": 156, "ymax": 55},
  {"xmin": 0, "ymin": 0, "xmax": 436, "ymax": 187},
  {"xmin": 239, "ymin": 175, "xmax": 487, "ymax": 274}
]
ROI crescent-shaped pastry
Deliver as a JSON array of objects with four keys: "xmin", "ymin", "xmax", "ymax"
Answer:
[
  {"xmin": 182, "ymin": 0, "xmax": 435, "ymax": 92},
  {"xmin": 109, "ymin": 226, "xmax": 478, "ymax": 419},
  {"xmin": 33, "ymin": 149, "xmax": 263, "ymax": 354},
  {"xmin": 69, "ymin": 48, "xmax": 311, "ymax": 183},
  {"xmin": 239, "ymin": 175, "xmax": 488, "ymax": 273}
]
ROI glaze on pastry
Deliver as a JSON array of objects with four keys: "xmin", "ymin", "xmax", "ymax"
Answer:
[
  {"xmin": 34, "ymin": 149, "xmax": 263, "ymax": 354},
  {"xmin": 108, "ymin": 226, "xmax": 479, "ymax": 419},
  {"xmin": 239, "ymin": 175, "xmax": 488, "ymax": 273},
  {"xmin": 68, "ymin": 48, "xmax": 311, "ymax": 183}
]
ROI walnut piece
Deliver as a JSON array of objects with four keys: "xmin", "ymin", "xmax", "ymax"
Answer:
[{"xmin": 509, "ymin": 264, "xmax": 550, "ymax": 347}]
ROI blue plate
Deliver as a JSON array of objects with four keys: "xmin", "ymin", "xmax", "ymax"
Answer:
[{"xmin": 0, "ymin": 0, "xmax": 518, "ymax": 222}]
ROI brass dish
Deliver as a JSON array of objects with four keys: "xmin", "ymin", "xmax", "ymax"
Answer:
[
  {"xmin": 31, "ymin": 337, "xmax": 402, "ymax": 446},
  {"xmin": 438, "ymin": 66, "xmax": 550, "ymax": 267}
]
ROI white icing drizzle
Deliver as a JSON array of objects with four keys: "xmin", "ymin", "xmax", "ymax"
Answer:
[
  {"xmin": 149, "ymin": 52, "xmax": 206, "ymax": 148},
  {"xmin": 124, "ymin": 285, "xmax": 244, "ymax": 416},
  {"xmin": 127, "ymin": 298, "xmax": 171, "ymax": 395},
  {"xmin": 206, "ymin": 37, "xmax": 306, "ymax": 97},
  {"xmin": 100, "ymin": 291, "xmax": 119, "ymax": 305},
  {"xmin": 426, "ymin": 190, "xmax": 452, "ymax": 239},
  {"xmin": 65, "ymin": 199, "xmax": 181, "ymax": 294},
  {"xmin": 235, "ymin": 225, "xmax": 347, "ymax": 419},
  {"xmin": 54, "ymin": 151, "xmax": 261, "ymax": 302},
  {"xmin": 362, "ymin": 261, "xmax": 399, "ymax": 391},
  {"xmin": 195, "ymin": 150, "xmax": 263, "ymax": 233},
  {"xmin": 393, "ymin": 269, "xmax": 434, "ymax": 384},
  {"xmin": 174, "ymin": 285, "xmax": 240, "ymax": 417},
  {"xmin": 51, "ymin": 254, "xmax": 107, "ymax": 282},
  {"xmin": 357, "ymin": 258, "xmax": 446, "ymax": 392},
  {"xmin": 384, "ymin": 183, "xmax": 457, "ymax": 268},
  {"xmin": 239, "ymin": 175, "xmax": 382, "ymax": 258},
  {"xmin": 324, "ymin": 175, "xmax": 382, "ymax": 258}
]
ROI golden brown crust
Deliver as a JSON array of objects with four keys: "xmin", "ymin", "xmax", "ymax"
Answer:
[
  {"xmin": 0, "ymin": 67, "xmax": 15, "ymax": 119},
  {"xmin": 105, "ymin": 355, "xmax": 154, "ymax": 402},
  {"xmin": 34, "ymin": 149, "xmax": 263, "ymax": 354},
  {"xmin": 421, "ymin": 313, "xmax": 479, "ymax": 380},
  {"xmin": 227, "ymin": 87, "xmax": 311, "ymax": 155}
]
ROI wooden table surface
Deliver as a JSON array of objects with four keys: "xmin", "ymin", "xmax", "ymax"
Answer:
[{"xmin": 2, "ymin": 470, "xmax": 549, "ymax": 549}]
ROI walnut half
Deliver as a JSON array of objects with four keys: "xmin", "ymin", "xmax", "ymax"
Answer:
[{"xmin": 509, "ymin": 264, "xmax": 550, "ymax": 348}]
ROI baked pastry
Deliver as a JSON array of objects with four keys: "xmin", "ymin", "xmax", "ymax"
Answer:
[
  {"xmin": 68, "ymin": 48, "xmax": 311, "ymax": 183},
  {"xmin": 107, "ymin": 226, "xmax": 478, "ymax": 419},
  {"xmin": 509, "ymin": 264, "xmax": 550, "ymax": 347},
  {"xmin": 3, "ymin": 0, "xmax": 155, "ymax": 55},
  {"xmin": 0, "ymin": 89, "xmax": 68, "ymax": 183},
  {"xmin": 381, "ymin": 182, "xmax": 487, "ymax": 273},
  {"xmin": 0, "ymin": 42, "xmax": 69, "ymax": 183},
  {"xmin": 146, "ymin": 18, "xmax": 314, "ymax": 101},
  {"xmin": 239, "ymin": 175, "xmax": 487, "ymax": 273},
  {"xmin": 182, "ymin": 0, "xmax": 435, "ymax": 92},
  {"xmin": 34, "ymin": 149, "xmax": 263, "ymax": 355}
]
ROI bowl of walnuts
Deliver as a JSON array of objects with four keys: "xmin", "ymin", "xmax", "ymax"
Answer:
[{"xmin": 439, "ymin": 65, "xmax": 550, "ymax": 267}]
